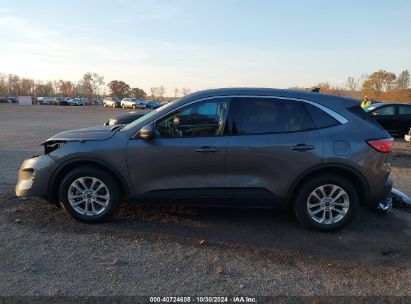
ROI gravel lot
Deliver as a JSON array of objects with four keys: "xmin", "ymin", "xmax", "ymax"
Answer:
[{"xmin": 0, "ymin": 104, "xmax": 411, "ymax": 298}]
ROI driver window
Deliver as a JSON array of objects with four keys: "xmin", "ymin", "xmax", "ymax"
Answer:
[{"xmin": 154, "ymin": 98, "xmax": 231, "ymax": 138}]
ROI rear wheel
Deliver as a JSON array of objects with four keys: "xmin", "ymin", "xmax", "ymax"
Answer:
[
  {"xmin": 294, "ymin": 175, "xmax": 358, "ymax": 231},
  {"xmin": 59, "ymin": 166, "xmax": 122, "ymax": 223}
]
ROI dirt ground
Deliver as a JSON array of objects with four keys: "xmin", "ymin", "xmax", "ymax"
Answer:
[{"xmin": 0, "ymin": 104, "xmax": 411, "ymax": 298}]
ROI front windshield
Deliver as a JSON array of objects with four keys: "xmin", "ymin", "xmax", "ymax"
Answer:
[{"xmin": 122, "ymin": 98, "xmax": 180, "ymax": 131}]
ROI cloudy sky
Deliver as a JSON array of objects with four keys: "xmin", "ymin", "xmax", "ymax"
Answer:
[{"xmin": 0, "ymin": 0, "xmax": 410, "ymax": 93}]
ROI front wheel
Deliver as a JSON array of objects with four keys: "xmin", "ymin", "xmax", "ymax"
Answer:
[
  {"xmin": 294, "ymin": 175, "xmax": 358, "ymax": 231},
  {"xmin": 59, "ymin": 166, "xmax": 122, "ymax": 223}
]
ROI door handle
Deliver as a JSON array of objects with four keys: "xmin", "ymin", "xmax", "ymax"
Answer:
[
  {"xmin": 195, "ymin": 146, "xmax": 219, "ymax": 152},
  {"xmin": 290, "ymin": 144, "xmax": 315, "ymax": 151}
]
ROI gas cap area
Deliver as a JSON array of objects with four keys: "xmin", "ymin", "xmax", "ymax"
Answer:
[{"xmin": 333, "ymin": 140, "xmax": 351, "ymax": 156}]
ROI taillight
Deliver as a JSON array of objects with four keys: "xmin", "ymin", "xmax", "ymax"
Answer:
[{"xmin": 367, "ymin": 138, "xmax": 393, "ymax": 153}]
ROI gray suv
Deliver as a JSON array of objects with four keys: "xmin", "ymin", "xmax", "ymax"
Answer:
[{"xmin": 16, "ymin": 88, "xmax": 393, "ymax": 231}]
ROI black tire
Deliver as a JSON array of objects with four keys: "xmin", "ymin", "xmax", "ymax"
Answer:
[
  {"xmin": 294, "ymin": 174, "xmax": 359, "ymax": 232},
  {"xmin": 59, "ymin": 166, "xmax": 122, "ymax": 223}
]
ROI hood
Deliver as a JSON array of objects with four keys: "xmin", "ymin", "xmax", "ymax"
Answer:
[{"xmin": 43, "ymin": 126, "xmax": 116, "ymax": 143}]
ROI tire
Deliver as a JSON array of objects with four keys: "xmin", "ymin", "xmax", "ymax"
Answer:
[
  {"xmin": 112, "ymin": 103, "xmax": 116, "ymax": 108},
  {"xmin": 294, "ymin": 174, "xmax": 359, "ymax": 232},
  {"xmin": 59, "ymin": 166, "xmax": 122, "ymax": 223}
]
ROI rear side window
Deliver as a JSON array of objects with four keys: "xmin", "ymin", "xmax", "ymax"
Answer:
[
  {"xmin": 232, "ymin": 98, "xmax": 315, "ymax": 135},
  {"xmin": 399, "ymin": 105, "xmax": 411, "ymax": 115},
  {"xmin": 304, "ymin": 103, "xmax": 340, "ymax": 129}
]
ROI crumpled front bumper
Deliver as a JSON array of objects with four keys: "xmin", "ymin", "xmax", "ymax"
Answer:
[{"xmin": 15, "ymin": 154, "xmax": 56, "ymax": 197}]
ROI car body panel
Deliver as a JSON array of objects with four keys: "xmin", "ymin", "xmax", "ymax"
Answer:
[
  {"xmin": 225, "ymin": 130, "xmax": 324, "ymax": 199},
  {"xmin": 126, "ymin": 136, "xmax": 229, "ymax": 198}
]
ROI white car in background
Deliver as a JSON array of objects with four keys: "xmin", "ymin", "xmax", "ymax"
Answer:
[
  {"xmin": 120, "ymin": 98, "xmax": 146, "ymax": 109},
  {"xmin": 68, "ymin": 98, "xmax": 85, "ymax": 106},
  {"xmin": 405, "ymin": 127, "xmax": 411, "ymax": 142}
]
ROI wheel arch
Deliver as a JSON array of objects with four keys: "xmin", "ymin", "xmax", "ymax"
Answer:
[
  {"xmin": 47, "ymin": 158, "xmax": 131, "ymax": 204},
  {"xmin": 288, "ymin": 163, "xmax": 370, "ymax": 206}
]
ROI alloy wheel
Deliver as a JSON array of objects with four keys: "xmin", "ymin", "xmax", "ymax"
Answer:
[
  {"xmin": 306, "ymin": 184, "xmax": 350, "ymax": 225},
  {"xmin": 67, "ymin": 176, "xmax": 110, "ymax": 216}
]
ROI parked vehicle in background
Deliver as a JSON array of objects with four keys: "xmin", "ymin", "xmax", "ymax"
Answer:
[
  {"xmin": 68, "ymin": 98, "xmax": 85, "ymax": 106},
  {"xmin": 0, "ymin": 97, "xmax": 17, "ymax": 103},
  {"xmin": 405, "ymin": 127, "xmax": 411, "ymax": 142},
  {"xmin": 103, "ymin": 97, "xmax": 121, "ymax": 108},
  {"xmin": 144, "ymin": 100, "xmax": 161, "ymax": 109},
  {"xmin": 53, "ymin": 97, "xmax": 70, "ymax": 106},
  {"xmin": 103, "ymin": 110, "xmax": 150, "ymax": 126},
  {"xmin": 36, "ymin": 97, "xmax": 53, "ymax": 105},
  {"xmin": 121, "ymin": 98, "xmax": 146, "ymax": 109},
  {"xmin": 16, "ymin": 88, "xmax": 394, "ymax": 232},
  {"xmin": 364, "ymin": 103, "xmax": 411, "ymax": 136}
]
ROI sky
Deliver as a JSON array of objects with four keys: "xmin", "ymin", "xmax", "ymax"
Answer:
[{"xmin": 0, "ymin": 0, "xmax": 410, "ymax": 94}]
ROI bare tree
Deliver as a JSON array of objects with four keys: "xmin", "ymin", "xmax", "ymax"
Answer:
[
  {"xmin": 181, "ymin": 87, "xmax": 191, "ymax": 96},
  {"xmin": 345, "ymin": 77, "xmax": 359, "ymax": 92},
  {"xmin": 150, "ymin": 87, "xmax": 157, "ymax": 98},
  {"xmin": 91, "ymin": 72, "xmax": 105, "ymax": 97},
  {"xmin": 150, "ymin": 86, "xmax": 166, "ymax": 99},
  {"xmin": 157, "ymin": 86, "xmax": 166, "ymax": 99}
]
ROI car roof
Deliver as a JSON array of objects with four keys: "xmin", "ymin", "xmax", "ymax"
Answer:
[{"xmin": 176, "ymin": 87, "xmax": 361, "ymax": 110}]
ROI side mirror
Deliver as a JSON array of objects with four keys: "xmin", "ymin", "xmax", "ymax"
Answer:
[{"xmin": 140, "ymin": 125, "xmax": 154, "ymax": 140}]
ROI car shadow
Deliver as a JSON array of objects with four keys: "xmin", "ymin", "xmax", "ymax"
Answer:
[{"xmin": 3, "ymin": 194, "xmax": 411, "ymax": 267}]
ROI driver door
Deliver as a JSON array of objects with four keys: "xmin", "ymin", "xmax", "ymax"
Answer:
[{"xmin": 126, "ymin": 97, "xmax": 231, "ymax": 203}]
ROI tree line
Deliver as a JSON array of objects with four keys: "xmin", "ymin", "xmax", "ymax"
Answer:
[
  {"xmin": 295, "ymin": 69, "xmax": 410, "ymax": 103},
  {"xmin": 1, "ymin": 69, "xmax": 409, "ymax": 102},
  {"xmin": 0, "ymin": 72, "xmax": 192, "ymax": 100}
]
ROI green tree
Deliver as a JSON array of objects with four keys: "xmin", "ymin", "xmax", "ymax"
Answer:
[
  {"xmin": 129, "ymin": 88, "xmax": 147, "ymax": 99},
  {"xmin": 107, "ymin": 80, "xmax": 130, "ymax": 99},
  {"xmin": 396, "ymin": 70, "xmax": 410, "ymax": 90}
]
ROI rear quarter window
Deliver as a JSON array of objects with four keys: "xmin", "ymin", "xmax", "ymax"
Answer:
[{"xmin": 304, "ymin": 103, "xmax": 340, "ymax": 129}]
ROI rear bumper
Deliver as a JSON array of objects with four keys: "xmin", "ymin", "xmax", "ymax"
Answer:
[
  {"xmin": 15, "ymin": 155, "xmax": 56, "ymax": 198},
  {"xmin": 366, "ymin": 176, "xmax": 393, "ymax": 207}
]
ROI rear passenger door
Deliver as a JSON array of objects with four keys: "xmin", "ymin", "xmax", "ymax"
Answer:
[
  {"xmin": 225, "ymin": 97, "xmax": 324, "ymax": 203},
  {"xmin": 398, "ymin": 105, "xmax": 411, "ymax": 135}
]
